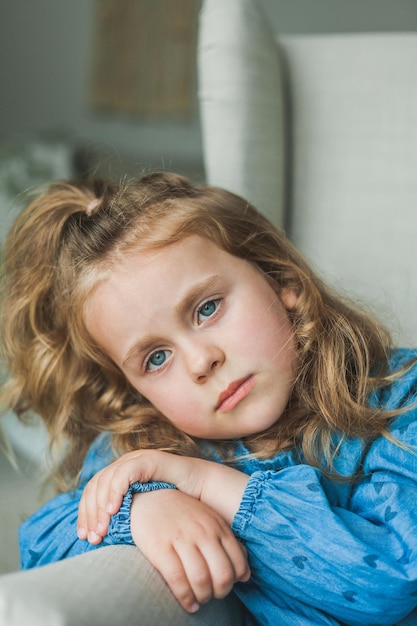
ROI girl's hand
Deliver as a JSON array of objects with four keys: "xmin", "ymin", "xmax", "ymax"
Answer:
[
  {"xmin": 77, "ymin": 450, "xmax": 248, "ymax": 543},
  {"xmin": 129, "ymin": 489, "xmax": 250, "ymax": 613},
  {"xmin": 78, "ymin": 450, "xmax": 200, "ymax": 543}
]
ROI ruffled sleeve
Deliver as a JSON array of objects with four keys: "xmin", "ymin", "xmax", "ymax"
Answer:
[{"xmin": 231, "ymin": 415, "xmax": 417, "ymax": 625}]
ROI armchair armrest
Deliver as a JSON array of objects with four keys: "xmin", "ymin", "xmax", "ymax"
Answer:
[{"xmin": 0, "ymin": 546, "xmax": 243, "ymax": 626}]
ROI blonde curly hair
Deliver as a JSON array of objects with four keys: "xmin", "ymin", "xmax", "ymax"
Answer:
[{"xmin": 0, "ymin": 172, "xmax": 399, "ymax": 490}]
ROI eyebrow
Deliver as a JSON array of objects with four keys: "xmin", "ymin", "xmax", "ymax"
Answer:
[
  {"xmin": 122, "ymin": 274, "xmax": 222, "ymax": 367},
  {"xmin": 174, "ymin": 274, "xmax": 221, "ymax": 319}
]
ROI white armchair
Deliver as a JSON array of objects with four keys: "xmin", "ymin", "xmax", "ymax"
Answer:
[
  {"xmin": 1, "ymin": 0, "xmax": 416, "ymax": 623},
  {"xmin": 199, "ymin": 0, "xmax": 417, "ymax": 347}
]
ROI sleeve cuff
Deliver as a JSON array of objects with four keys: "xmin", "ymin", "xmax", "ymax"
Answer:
[
  {"xmin": 231, "ymin": 471, "xmax": 265, "ymax": 538},
  {"xmin": 107, "ymin": 481, "xmax": 176, "ymax": 544}
]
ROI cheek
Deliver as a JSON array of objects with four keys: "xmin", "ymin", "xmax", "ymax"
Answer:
[
  {"xmin": 164, "ymin": 403, "xmax": 204, "ymax": 437},
  {"xmin": 252, "ymin": 313, "xmax": 296, "ymax": 371},
  {"xmin": 142, "ymin": 382, "xmax": 201, "ymax": 432}
]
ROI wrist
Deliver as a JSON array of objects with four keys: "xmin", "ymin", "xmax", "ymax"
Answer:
[
  {"xmin": 194, "ymin": 460, "xmax": 249, "ymax": 524},
  {"xmin": 130, "ymin": 488, "xmax": 183, "ymax": 546}
]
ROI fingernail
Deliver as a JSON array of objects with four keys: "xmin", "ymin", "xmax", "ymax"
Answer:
[
  {"xmin": 77, "ymin": 527, "xmax": 87, "ymax": 540},
  {"xmin": 96, "ymin": 523, "xmax": 103, "ymax": 534},
  {"xmin": 106, "ymin": 503, "xmax": 113, "ymax": 514},
  {"xmin": 190, "ymin": 603, "xmax": 200, "ymax": 613},
  {"xmin": 88, "ymin": 531, "xmax": 99, "ymax": 543}
]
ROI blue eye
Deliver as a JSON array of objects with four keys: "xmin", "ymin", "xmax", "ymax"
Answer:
[
  {"xmin": 197, "ymin": 299, "xmax": 219, "ymax": 323},
  {"xmin": 146, "ymin": 349, "xmax": 171, "ymax": 372}
]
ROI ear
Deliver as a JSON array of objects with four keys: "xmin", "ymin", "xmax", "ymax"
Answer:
[{"xmin": 281, "ymin": 288, "xmax": 298, "ymax": 311}]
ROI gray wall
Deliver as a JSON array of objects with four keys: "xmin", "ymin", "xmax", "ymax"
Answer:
[
  {"xmin": 260, "ymin": 0, "xmax": 417, "ymax": 34},
  {"xmin": 1, "ymin": 0, "xmax": 417, "ymax": 174}
]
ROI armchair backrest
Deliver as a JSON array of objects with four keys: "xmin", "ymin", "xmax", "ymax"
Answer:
[{"xmin": 198, "ymin": 0, "xmax": 417, "ymax": 345}]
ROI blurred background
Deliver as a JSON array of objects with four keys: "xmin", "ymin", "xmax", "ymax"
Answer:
[
  {"xmin": 1, "ymin": 0, "xmax": 417, "ymax": 211},
  {"xmin": 1, "ymin": 0, "xmax": 417, "ymax": 574}
]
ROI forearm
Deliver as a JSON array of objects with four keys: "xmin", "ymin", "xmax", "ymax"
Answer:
[
  {"xmin": 181, "ymin": 458, "xmax": 249, "ymax": 525},
  {"xmin": 136, "ymin": 450, "xmax": 249, "ymax": 524},
  {"xmin": 231, "ymin": 466, "xmax": 417, "ymax": 624},
  {"xmin": 79, "ymin": 449, "xmax": 250, "ymax": 540}
]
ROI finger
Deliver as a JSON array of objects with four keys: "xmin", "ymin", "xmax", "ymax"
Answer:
[
  {"xmin": 197, "ymin": 538, "xmax": 237, "ymax": 600},
  {"xmin": 84, "ymin": 467, "xmax": 121, "ymax": 538},
  {"xmin": 104, "ymin": 462, "xmax": 132, "ymax": 515},
  {"xmin": 220, "ymin": 535, "xmax": 251, "ymax": 584},
  {"xmin": 92, "ymin": 450, "xmax": 160, "ymax": 518},
  {"xmin": 100, "ymin": 455, "xmax": 146, "ymax": 516},
  {"xmin": 82, "ymin": 474, "xmax": 108, "ymax": 542},
  {"xmin": 92, "ymin": 471, "xmax": 115, "ymax": 537},
  {"xmin": 174, "ymin": 542, "xmax": 215, "ymax": 606},
  {"xmin": 77, "ymin": 492, "xmax": 88, "ymax": 540},
  {"xmin": 95, "ymin": 510, "xmax": 111, "ymax": 538},
  {"xmin": 78, "ymin": 489, "xmax": 102, "ymax": 544},
  {"xmin": 154, "ymin": 545, "xmax": 201, "ymax": 613},
  {"xmin": 78, "ymin": 461, "xmax": 132, "ymax": 541}
]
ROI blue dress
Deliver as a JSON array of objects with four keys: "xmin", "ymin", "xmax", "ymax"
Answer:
[{"xmin": 20, "ymin": 349, "xmax": 417, "ymax": 625}]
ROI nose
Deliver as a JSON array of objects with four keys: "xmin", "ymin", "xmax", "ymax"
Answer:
[{"xmin": 184, "ymin": 338, "xmax": 225, "ymax": 384}]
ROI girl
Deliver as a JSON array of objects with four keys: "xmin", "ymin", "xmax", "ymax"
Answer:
[{"xmin": 1, "ymin": 172, "xmax": 417, "ymax": 626}]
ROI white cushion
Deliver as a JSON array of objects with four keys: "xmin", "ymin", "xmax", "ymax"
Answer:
[
  {"xmin": 281, "ymin": 33, "xmax": 417, "ymax": 345},
  {"xmin": 198, "ymin": 0, "xmax": 285, "ymax": 226}
]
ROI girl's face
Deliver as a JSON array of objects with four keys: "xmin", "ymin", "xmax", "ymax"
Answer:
[{"xmin": 85, "ymin": 235, "xmax": 298, "ymax": 440}]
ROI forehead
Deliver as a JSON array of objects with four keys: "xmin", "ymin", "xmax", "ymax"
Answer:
[
  {"xmin": 84, "ymin": 236, "xmax": 239, "ymax": 317},
  {"xmin": 116, "ymin": 235, "xmax": 232, "ymax": 281}
]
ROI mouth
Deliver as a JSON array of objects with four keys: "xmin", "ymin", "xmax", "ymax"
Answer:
[{"xmin": 216, "ymin": 375, "xmax": 255, "ymax": 413}]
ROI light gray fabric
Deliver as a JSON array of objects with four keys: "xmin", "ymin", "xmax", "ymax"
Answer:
[
  {"xmin": 280, "ymin": 33, "xmax": 417, "ymax": 346},
  {"xmin": 0, "ymin": 449, "xmax": 52, "ymax": 575},
  {"xmin": 0, "ymin": 546, "xmax": 244, "ymax": 626},
  {"xmin": 198, "ymin": 0, "xmax": 286, "ymax": 227}
]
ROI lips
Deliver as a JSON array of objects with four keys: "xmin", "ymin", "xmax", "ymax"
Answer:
[{"xmin": 216, "ymin": 375, "xmax": 254, "ymax": 413}]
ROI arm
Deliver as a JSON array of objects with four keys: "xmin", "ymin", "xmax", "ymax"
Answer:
[
  {"xmin": 77, "ymin": 451, "xmax": 250, "ymax": 613},
  {"xmin": 78, "ymin": 451, "xmax": 249, "ymax": 541},
  {"xmin": 83, "ymin": 455, "xmax": 251, "ymax": 612},
  {"xmin": 230, "ymin": 422, "xmax": 417, "ymax": 625},
  {"xmin": 231, "ymin": 462, "xmax": 417, "ymax": 624},
  {"xmin": 78, "ymin": 417, "xmax": 417, "ymax": 624}
]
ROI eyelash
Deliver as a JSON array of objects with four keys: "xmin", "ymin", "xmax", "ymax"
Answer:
[{"xmin": 143, "ymin": 297, "xmax": 223, "ymax": 373}]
